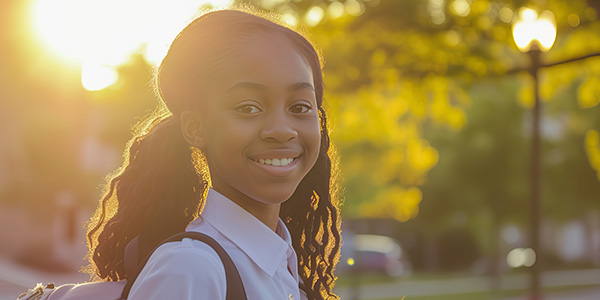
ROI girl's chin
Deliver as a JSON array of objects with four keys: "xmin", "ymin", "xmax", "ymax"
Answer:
[{"xmin": 254, "ymin": 190, "xmax": 298, "ymax": 205}]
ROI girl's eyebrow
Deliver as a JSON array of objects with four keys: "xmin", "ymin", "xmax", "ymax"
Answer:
[
  {"xmin": 289, "ymin": 82, "xmax": 314, "ymax": 92},
  {"xmin": 225, "ymin": 82, "xmax": 315, "ymax": 93}
]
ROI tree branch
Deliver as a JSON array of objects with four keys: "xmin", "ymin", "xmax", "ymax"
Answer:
[{"xmin": 505, "ymin": 51, "xmax": 600, "ymax": 75}]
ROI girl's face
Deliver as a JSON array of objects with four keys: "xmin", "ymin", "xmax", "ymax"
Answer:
[{"xmin": 196, "ymin": 32, "xmax": 321, "ymax": 210}]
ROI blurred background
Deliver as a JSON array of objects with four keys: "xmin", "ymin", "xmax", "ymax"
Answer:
[{"xmin": 1, "ymin": 0, "xmax": 600, "ymax": 299}]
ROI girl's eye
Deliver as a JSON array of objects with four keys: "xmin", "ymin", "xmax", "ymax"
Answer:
[
  {"xmin": 236, "ymin": 104, "xmax": 261, "ymax": 114},
  {"xmin": 290, "ymin": 104, "xmax": 312, "ymax": 114}
]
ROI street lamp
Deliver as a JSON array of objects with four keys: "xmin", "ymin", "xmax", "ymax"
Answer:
[
  {"xmin": 512, "ymin": 8, "xmax": 557, "ymax": 300},
  {"xmin": 513, "ymin": 9, "xmax": 557, "ymax": 52}
]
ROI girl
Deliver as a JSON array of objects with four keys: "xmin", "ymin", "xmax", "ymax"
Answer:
[{"xmin": 85, "ymin": 7, "xmax": 342, "ymax": 300}]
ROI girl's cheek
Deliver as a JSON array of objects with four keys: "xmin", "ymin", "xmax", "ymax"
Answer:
[{"xmin": 310, "ymin": 122, "xmax": 322, "ymax": 158}]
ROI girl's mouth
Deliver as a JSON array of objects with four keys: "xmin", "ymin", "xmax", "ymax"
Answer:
[{"xmin": 254, "ymin": 158, "xmax": 295, "ymax": 166}]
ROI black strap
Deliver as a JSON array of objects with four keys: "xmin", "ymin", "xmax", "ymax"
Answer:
[
  {"xmin": 123, "ymin": 236, "xmax": 140, "ymax": 279},
  {"xmin": 120, "ymin": 232, "xmax": 247, "ymax": 300}
]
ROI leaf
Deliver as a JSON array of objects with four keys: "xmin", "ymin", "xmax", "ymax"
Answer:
[
  {"xmin": 578, "ymin": 76, "xmax": 600, "ymax": 109},
  {"xmin": 517, "ymin": 73, "xmax": 535, "ymax": 109},
  {"xmin": 585, "ymin": 130, "xmax": 600, "ymax": 181},
  {"xmin": 361, "ymin": 186, "xmax": 423, "ymax": 222}
]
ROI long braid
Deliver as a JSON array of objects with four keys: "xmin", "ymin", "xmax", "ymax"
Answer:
[
  {"xmin": 281, "ymin": 106, "xmax": 342, "ymax": 299},
  {"xmin": 85, "ymin": 113, "xmax": 208, "ymax": 280}
]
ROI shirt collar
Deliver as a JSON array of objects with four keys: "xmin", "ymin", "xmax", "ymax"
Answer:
[{"xmin": 188, "ymin": 188, "xmax": 294, "ymax": 277}]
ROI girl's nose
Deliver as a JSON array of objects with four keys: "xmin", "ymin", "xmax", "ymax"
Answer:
[{"xmin": 260, "ymin": 110, "xmax": 298, "ymax": 142}]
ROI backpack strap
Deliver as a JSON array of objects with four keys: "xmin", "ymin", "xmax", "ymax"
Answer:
[
  {"xmin": 120, "ymin": 232, "xmax": 247, "ymax": 300},
  {"xmin": 123, "ymin": 236, "xmax": 140, "ymax": 280}
]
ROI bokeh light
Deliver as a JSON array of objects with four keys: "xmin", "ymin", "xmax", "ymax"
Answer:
[
  {"xmin": 346, "ymin": 257, "xmax": 355, "ymax": 266},
  {"xmin": 282, "ymin": 11, "xmax": 299, "ymax": 27},
  {"xmin": 427, "ymin": 0, "xmax": 446, "ymax": 25},
  {"xmin": 305, "ymin": 5, "xmax": 325, "ymax": 27},
  {"xmin": 507, "ymin": 247, "xmax": 537, "ymax": 268},
  {"xmin": 567, "ymin": 13, "xmax": 581, "ymax": 27},
  {"xmin": 328, "ymin": 2, "xmax": 345, "ymax": 19},
  {"xmin": 450, "ymin": 0, "xmax": 471, "ymax": 17},
  {"xmin": 499, "ymin": 7, "xmax": 514, "ymax": 23},
  {"xmin": 345, "ymin": 0, "xmax": 365, "ymax": 17}
]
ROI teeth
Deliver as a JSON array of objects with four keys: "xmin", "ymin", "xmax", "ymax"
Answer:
[{"xmin": 256, "ymin": 158, "xmax": 294, "ymax": 166}]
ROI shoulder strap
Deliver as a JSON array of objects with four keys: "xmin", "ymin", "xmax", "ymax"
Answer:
[{"xmin": 120, "ymin": 232, "xmax": 247, "ymax": 300}]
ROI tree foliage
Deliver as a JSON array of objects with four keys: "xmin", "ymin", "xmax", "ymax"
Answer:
[{"xmin": 244, "ymin": 0, "xmax": 600, "ymax": 222}]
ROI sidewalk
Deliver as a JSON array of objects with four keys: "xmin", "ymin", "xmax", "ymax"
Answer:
[{"xmin": 0, "ymin": 256, "xmax": 87, "ymax": 300}]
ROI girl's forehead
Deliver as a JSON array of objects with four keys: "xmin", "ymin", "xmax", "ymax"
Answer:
[{"xmin": 206, "ymin": 33, "xmax": 314, "ymax": 92}]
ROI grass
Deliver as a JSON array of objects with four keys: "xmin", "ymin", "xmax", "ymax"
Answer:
[
  {"xmin": 335, "ymin": 270, "xmax": 600, "ymax": 300},
  {"xmin": 336, "ymin": 271, "xmax": 480, "ymax": 287},
  {"xmin": 337, "ymin": 273, "xmax": 397, "ymax": 287},
  {"xmin": 377, "ymin": 286, "xmax": 597, "ymax": 300},
  {"xmin": 347, "ymin": 284, "xmax": 600, "ymax": 300}
]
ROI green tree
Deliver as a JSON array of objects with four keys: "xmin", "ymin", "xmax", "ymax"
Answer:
[{"xmin": 244, "ymin": 0, "xmax": 600, "ymax": 223}]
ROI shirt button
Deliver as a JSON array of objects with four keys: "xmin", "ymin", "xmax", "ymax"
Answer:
[{"xmin": 288, "ymin": 293, "xmax": 294, "ymax": 300}]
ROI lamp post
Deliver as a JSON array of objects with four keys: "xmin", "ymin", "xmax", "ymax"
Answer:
[{"xmin": 512, "ymin": 8, "xmax": 557, "ymax": 300}]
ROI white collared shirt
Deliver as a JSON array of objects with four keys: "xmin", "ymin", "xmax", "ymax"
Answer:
[{"xmin": 129, "ymin": 188, "xmax": 308, "ymax": 300}]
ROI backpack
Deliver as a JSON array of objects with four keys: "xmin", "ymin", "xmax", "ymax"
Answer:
[{"xmin": 16, "ymin": 232, "xmax": 247, "ymax": 300}]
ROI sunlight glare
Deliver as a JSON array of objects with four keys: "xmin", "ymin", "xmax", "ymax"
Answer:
[
  {"xmin": 33, "ymin": 0, "xmax": 90, "ymax": 62},
  {"xmin": 81, "ymin": 60, "xmax": 119, "ymax": 91},
  {"xmin": 32, "ymin": 0, "xmax": 234, "ymax": 90}
]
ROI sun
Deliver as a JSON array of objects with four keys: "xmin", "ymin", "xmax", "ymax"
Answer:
[{"xmin": 31, "ymin": 0, "xmax": 233, "ymax": 91}]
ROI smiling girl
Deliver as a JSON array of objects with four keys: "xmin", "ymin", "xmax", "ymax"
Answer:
[{"xmin": 85, "ymin": 7, "xmax": 341, "ymax": 300}]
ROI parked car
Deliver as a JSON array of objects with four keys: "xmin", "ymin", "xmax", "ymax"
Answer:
[{"xmin": 339, "ymin": 233, "xmax": 412, "ymax": 277}]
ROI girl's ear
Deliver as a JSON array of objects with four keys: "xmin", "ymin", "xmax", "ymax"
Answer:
[{"xmin": 180, "ymin": 110, "xmax": 206, "ymax": 148}]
